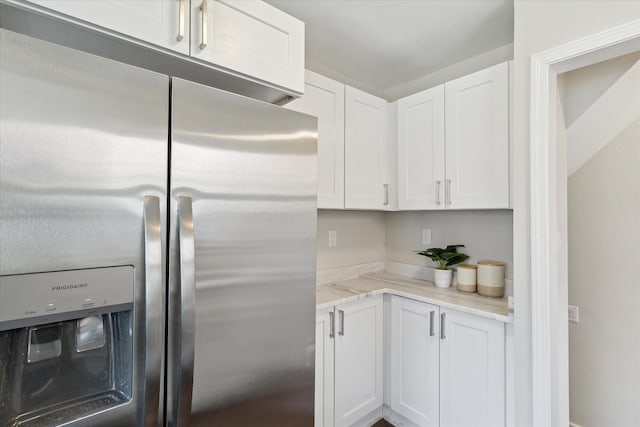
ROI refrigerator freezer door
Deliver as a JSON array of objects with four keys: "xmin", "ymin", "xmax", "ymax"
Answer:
[
  {"xmin": 168, "ymin": 78, "xmax": 317, "ymax": 426},
  {"xmin": 0, "ymin": 30, "xmax": 168, "ymax": 426}
]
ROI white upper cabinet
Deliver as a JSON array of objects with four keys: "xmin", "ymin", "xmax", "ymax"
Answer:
[
  {"xmin": 395, "ymin": 62, "xmax": 509, "ymax": 210},
  {"xmin": 444, "ymin": 62, "xmax": 509, "ymax": 209},
  {"xmin": 345, "ymin": 87, "xmax": 390, "ymax": 210},
  {"xmin": 286, "ymin": 71, "xmax": 345, "ymax": 208},
  {"xmin": 21, "ymin": 0, "xmax": 304, "ymax": 94},
  {"xmin": 397, "ymin": 86, "xmax": 445, "ymax": 210},
  {"xmin": 190, "ymin": 0, "xmax": 304, "ymax": 93},
  {"xmin": 440, "ymin": 308, "xmax": 505, "ymax": 427},
  {"xmin": 27, "ymin": 0, "xmax": 190, "ymax": 55}
]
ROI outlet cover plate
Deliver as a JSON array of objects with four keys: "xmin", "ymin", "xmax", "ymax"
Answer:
[
  {"xmin": 328, "ymin": 230, "xmax": 337, "ymax": 247},
  {"xmin": 421, "ymin": 229, "xmax": 432, "ymax": 245},
  {"xmin": 568, "ymin": 305, "xmax": 579, "ymax": 323}
]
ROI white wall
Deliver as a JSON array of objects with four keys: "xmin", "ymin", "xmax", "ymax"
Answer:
[
  {"xmin": 384, "ymin": 44, "xmax": 514, "ymax": 101},
  {"xmin": 512, "ymin": 1, "xmax": 640, "ymax": 425},
  {"xmin": 308, "ymin": 44, "xmax": 513, "ymax": 102},
  {"xmin": 558, "ymin": 51, "xmax": 640, "ymax": 127},
  {"xmin": 567, "ymin": 118, "xmax": 640, "ymax": 427}
]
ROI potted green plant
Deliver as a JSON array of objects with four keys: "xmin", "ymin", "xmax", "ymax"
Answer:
[{"xmin": 416, "ymin": 245, "xmax": 469, "ymax": 288}]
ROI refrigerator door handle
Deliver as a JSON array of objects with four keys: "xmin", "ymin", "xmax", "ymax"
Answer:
[
  {"xmin": 143, "ymin": 196, "xmax": 163, "ymax": 425},
  {"xmin": 171, "ymin": 195, "xmax": 196, "ymax": 426}
]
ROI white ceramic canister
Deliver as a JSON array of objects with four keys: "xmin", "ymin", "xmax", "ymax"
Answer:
[
  {"xmin": 477, "ymin": 261, "xmax": 505, "ymax": 297},
  {"xmin": 456, "ymin": 264, "xmax": 477, "ymax": 293}
]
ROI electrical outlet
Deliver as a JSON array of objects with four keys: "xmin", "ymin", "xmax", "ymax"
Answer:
[
  {"xmin": 421, "ymin": 229, "xmax": 432, "ymax": 245},
  {"xmin": 328, "ymin": 230, "xmax": 337, "ymax": 247},
  {"xmin": 568, "ymin": 305, "xmax": 579, "ymax": 323}
]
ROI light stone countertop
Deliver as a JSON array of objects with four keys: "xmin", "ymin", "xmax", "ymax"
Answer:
[{"xmin": 316, "ymin": 271, "xmax": 511, "ymax": 323}]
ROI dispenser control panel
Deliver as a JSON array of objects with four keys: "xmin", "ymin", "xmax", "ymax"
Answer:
[{"xmin": 0, "ymin": 266, "xmax": 134, "ymax": 330}]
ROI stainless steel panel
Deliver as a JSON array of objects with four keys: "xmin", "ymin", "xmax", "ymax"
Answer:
[
  {"xmin": 0, "ymin": 266, "xmax": 134, "ymax": 329},
  {"xmin": 169, "ymin": 78, "xmax": 317, "ymax": 426},
  {"xmin": 0, "ymin": 30, "xmax": 168, "ymax": 426}
]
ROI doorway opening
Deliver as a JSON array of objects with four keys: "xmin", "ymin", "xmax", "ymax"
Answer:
[
  {"xmin": 558, "ymin": 51, "xmax": 640, "ymax": 427},
  {"xmin": 529, "ymin": 19, "xmax": 640, "ymax": 427}
]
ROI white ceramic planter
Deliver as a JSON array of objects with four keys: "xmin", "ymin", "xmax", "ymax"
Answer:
[{"xmin": 434, "ymin": 268, "xmax": 453, "ymax": 288}]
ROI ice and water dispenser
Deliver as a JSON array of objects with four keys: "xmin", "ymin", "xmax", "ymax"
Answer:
[{"xmin": 0, "ymin": 266, "xmax": 134, "ymax": 426}]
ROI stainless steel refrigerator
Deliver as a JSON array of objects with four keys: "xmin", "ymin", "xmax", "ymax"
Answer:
[{"xmin": 0, "ymin": 29, "xmax": 317, "ymax": 426}]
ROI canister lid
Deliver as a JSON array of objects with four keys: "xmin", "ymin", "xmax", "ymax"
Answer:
[
  {"xmin": 457, "ymin": 264, "xmax": 477, "ymax": 269},
  {"xmin": 478, "ymin": 260, "xmax": 505, "ymax": 266}
]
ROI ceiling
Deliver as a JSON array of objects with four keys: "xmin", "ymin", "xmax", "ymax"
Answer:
[{"xmin": 266, "ymin": 0, "xmax": 514, "ymax": 99}]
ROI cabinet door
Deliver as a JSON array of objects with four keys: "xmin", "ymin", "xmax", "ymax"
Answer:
[
  {"xmin": 286, "ymin": 71, "xmax": 345, "ymax": 209},
  {"xmin": 439, "ymin": 309, "xmax": 505, "ymax": 427},
  {"xmin": 397, "ymin": 86, "xmax": 445, "ymax": 210},
  {"xmin": 390, "ymin": 297, "xmax": 439, "ymax": 427},
  {"xmin": 334, "ymin": 297, "xmax": 383, "ymax": 427},
  {"xmin": 315, "ymin": 309, "xmax": 335, "ymax": 427},
  {"xmin": 27, "ymin": 0, "xmax": 189, "ymax": 55},
  {"xmin": 190, "ymin": 0, "xmax": 304, "ymax": 93},
  {"xmin": 345, "ymin": 87, "xmax": 389, "ymax": 210},
  {"xmin": 445, "ymin": 62, "xmax": 509, "ymax": 209}
]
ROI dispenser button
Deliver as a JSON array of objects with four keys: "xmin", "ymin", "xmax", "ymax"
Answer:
[
  {"xmin": 46, "ymin": 302, "xmax": 56, "ymax": 312},
  {"xmin": 82, "ymin": 298, "xmax": 95, "ymax": 308}
]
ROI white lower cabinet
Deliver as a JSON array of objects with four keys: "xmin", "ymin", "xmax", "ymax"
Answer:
[
  {"xmin": 316, "ymin": 296, "xmax": 384, "ymax": 427},
  {"xmin": 388, "ymin": 296, "xmax": 505, "ymax": 427},
  {"xmin": 317, "ymin": 295, "xmax": 505, "ymax": 427},
  {"xmin": 390, "ymin": 298, "xmax": 440, "ymax": 427},
  {"xmin": 316, "ymin": 308, "xmax": 335, "ymax": 427},
  {"xmin": 439, "ymin": 308, "xmax": 505, "ymax": 427},
  {"xmin": 334, "ymin": 297, "xmax": 384, "ymax": 426}
]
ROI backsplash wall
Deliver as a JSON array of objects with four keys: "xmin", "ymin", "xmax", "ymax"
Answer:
[
  {"xmin": 316, "ymin": 210, "xmax": 386, "ymax": 270},
  {"xmin": 385, "ymin": 210, "xmax": 514, "ymax": 278},
  {"xmin": 317, "ymin": 209, "xmax": 513, "ymax": 279}
]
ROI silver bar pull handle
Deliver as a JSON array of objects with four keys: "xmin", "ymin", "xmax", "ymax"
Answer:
[
  {"xmin": 383, "ymin": 184, "xmax": 389, "ymax": 206},
  {"xmin": 199, "ymin": 1, "xmax": 208, "ymax": 50},
  {"xmin": 338, "ymin": 310, "xmax": 345, "ymax": 336},
  {"xmin": 171, "ymin": 196, "xmax": 196, "ymax": 426},
  {"xmin": 446, "ymin": 179, "xmax": 452, "ymax": 206},
  {"xmin": 435, "ymin": 180, "xmax": 441, "ymax": 205},
  {"xmin": 429, "ymin": 310, "xmax": 435, "ymax": 337},
  {"xmin": 177, "ymin": 0, "xmax": 185, "ymax": 41},
  {"xmin": 440, "ymin": 312, "xmax": 446, "ymax": 339},
  {"xmin": 329, "ymin": 311, "xmax": 335, "ymax": 338},
  {"xmin": 143, "ymin": 196, "xmax": 163, "ymax": 426}
]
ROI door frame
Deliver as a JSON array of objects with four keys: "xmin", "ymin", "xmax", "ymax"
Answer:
[{"xmin": 529, "ymin": 19, "xmax": 640, "ymax": 426}]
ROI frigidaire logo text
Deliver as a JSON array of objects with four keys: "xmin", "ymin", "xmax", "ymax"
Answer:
[{"xmin": 51, "ymin": 283, "xmax": 88, "ymax": 291}]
